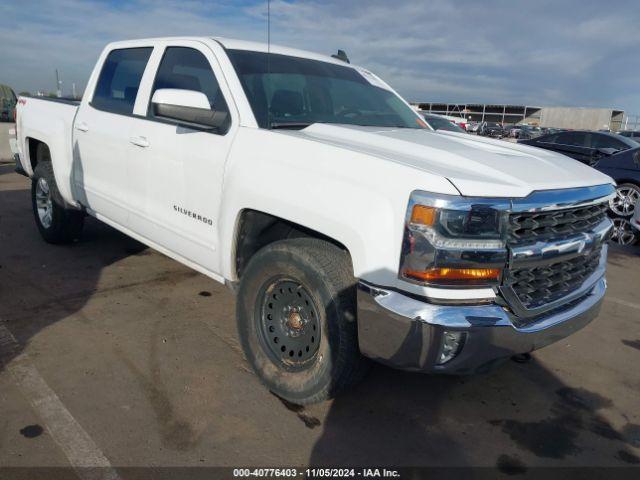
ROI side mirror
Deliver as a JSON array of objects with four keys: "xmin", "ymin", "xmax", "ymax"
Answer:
[{"xmin": 151, "ymin": 88, "xmax": 228, "ymax": 130}]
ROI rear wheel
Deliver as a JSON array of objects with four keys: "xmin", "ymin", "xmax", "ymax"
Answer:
[
  {"xmin": 610, "ymin": 217, "xmax": 637, "ymax": 245},
  {"xmin": 31, "ymin": 150, "xmax": 84, "ymax": 244},
  {"xmin": 236, "ymin": 238, "xmax": 369, "ymax": 404}
]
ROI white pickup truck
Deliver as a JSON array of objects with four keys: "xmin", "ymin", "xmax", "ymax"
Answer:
[{"xmin": 13, "ymin": 37, "xmax": 615, "ymax": 404}]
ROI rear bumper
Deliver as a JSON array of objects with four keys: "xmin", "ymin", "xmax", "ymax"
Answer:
[{"xmin": 356, "ymin": 277, "xmax": 605, "ymax": 374}]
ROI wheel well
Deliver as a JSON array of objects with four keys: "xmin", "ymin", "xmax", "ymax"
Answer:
[
  {"xmin": 614, "ymin": 180, "xmax": 640, "ymax": 188},
  {"xmin": 234, "ymin": 210, "xmax": 348, "ymax": 279},
  {"xmin": 27, "ymin": 138, "xmax": 50, "ymax": 170}
]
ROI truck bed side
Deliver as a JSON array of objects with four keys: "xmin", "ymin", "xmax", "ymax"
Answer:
[{"xmin": 17, "ymin": 96, "xmax": 80, "ymax": 207}]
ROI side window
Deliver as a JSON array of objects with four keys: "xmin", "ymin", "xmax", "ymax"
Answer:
[
  {"xmin": 556, "ymin": 132, "xmax": 588, "ymax": 147},
  {"xmin": 150, "ymin": 47, "xmax": 229, "ymax": 119},
  {"xmin": 553, "ymin": 132, "xmax": 570, "ymax": 145},
  {"xmin": 92, "ymin": 48, "xmax": 152, "ymax": 115},
  {"xmin": 589, "ymin": 134, "xmax": 627, "ymax": 150}
]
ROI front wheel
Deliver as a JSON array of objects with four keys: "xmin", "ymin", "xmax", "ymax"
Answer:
[
  {"xmin": 609, "ymin": 183, "xmax": 640, "ymax": 217},
  {"xmin": 236, "ymin": 238, "xmax": 369, "ymax": 404}
]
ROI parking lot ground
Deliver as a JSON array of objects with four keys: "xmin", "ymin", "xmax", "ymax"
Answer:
[{"xmin": 1, "ymin": 164, "xmax": 640, "ymax": 474}]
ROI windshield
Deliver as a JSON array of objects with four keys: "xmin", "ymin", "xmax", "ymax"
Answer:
[
  {"xmin": 423, "ymin": 114, "xmax": 465, "ymax": 133},
  {"xmin": 227, "ymin": 49, "xmax": 424, "ymax": 129}
]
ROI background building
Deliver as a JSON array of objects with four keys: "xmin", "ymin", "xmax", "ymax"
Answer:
[{"xmin": 412, "ymin": 102, "xmax": 626, "ymax": 131}]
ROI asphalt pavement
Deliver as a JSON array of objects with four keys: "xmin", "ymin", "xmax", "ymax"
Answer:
[{"xmin": 0, "ymin": 165, "xmax": 639, "ymax": 476}]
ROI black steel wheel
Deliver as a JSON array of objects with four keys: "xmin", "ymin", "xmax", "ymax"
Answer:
[
  {"xmin": 236, "ymin": 238, "xmax": 369, "ymax": 404},
  {"xmin": 257, "ymin": 279, "xmax": 321, "ymax": 370}
]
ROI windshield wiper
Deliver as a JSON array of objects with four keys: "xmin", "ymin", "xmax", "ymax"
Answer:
[{"xmin": 269, "ymin": 122, "xmax": 314, "ymax": 130}]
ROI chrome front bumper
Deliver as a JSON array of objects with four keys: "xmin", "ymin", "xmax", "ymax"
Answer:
[{"xmin": 356, "ymin": 276, "xmax": 605, "ymax": 374}]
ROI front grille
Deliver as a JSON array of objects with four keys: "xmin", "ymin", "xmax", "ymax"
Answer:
[
  {"xmin": 507, "ymin": 202, "xmax": 608, "ymax": 246},
  {"xmin": 504, "ymin": 246, "xmax": 602, "ymax": 310}
]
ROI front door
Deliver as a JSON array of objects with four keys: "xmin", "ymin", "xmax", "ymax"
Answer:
[{"xmin": 126, "ymin": 42, "xmax": 236, "ymax": 274}]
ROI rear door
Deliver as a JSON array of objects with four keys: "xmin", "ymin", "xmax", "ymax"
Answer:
[
  {"xmin": 126, "ymin": 40, "xmax": 237, "ymax": 275},
  {"xmin": 73, "ymin": 47, "xmax": 153, "ymax": 226}
]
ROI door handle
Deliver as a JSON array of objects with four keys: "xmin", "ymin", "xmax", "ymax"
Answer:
[
  {"xmin": 75, "ymin": 122, "xmax": 89, "ymax": 132},
  {"xmin": 129, "ymin": 136, "xmax": 150, "ymax": 148}
]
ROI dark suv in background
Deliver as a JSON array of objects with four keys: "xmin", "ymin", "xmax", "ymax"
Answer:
[{"xmin": 520, "ymin": 130, "xmax": 640, "ymax": 245}]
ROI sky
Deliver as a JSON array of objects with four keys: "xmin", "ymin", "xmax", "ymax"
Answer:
[{"xmin": 1, "ymin": 0, "xmax": 639, "ymax": 113}]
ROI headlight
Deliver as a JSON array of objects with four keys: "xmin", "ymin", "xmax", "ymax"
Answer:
[{"xmin": 399, "ymin": 192, "xmax": 509, "ymax": 287}]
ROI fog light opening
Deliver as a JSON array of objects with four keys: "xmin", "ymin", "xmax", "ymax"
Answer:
[{"xmin": 438, "ymin": 330, "xmax": 465, "ymax": 365}]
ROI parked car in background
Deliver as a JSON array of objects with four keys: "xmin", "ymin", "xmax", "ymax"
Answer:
[
  {"xmin": 519, "ymin": 130, "xmax": 639, "ymax": 166},
  {"xmin": 520, "ymin": 130, "xmax": 640, "ymax": 245},
  {"xmin": 508, "ymin": 125, "xmax": 521, "ymax": 138},
  {"xmin": 618, "ymin": 131, "xmax": 640, "ymax": 140},
  {"xmin": 420, "ymin": 113, "xmax": 466, "ymax": 133},
  {"xmin": 478, "ymin": 122, "xmax": 504, "ymax": 137},
  {"xmin": 517, "ymin": 125, "xmax": 543, "ymax": 140},
  {"xmin": 632, "ymin": 198, "xmax": 640, "ymax": 233},
  {"xmin": 466, "ymin": 121, "xmax": 480, "ymax": 133},
  {"xmin": 500, "ymin": 124, "xmax": 517, "ymax": 137},
  {"xmin": 0, "ymin": 84, "xmax": 17, "ymax": 121},
  {"xmin": 596, "ymin": 148, "xmax": 640, "ymax": 245},
  {"xmin": 418, "ymin": 111, "xmax": 467, "ymax": 131}
]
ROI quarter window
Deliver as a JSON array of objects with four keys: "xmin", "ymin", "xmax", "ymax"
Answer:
[
  {"xmin": 589, "ymin": 133, "xmax": 627, "ymax": 151},
  {"xmin": 92, "ymin": 47, "xmax": 152, "ymax": 115}
]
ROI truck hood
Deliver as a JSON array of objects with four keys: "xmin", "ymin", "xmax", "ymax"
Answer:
[{"xmin": 288, "ymin": 124, "xmax": 613, "ymax": 197}]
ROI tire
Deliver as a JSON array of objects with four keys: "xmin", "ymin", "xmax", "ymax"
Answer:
[
  {"xmin": 31, "ymin": 153, "xmax": 84, "ymax": 244},
  {"xmin": 236, "ymin": 238, "xmax": 369, "ymax": 404},
  {"xmin": 609, "ymin": 183, "xmax": 640, "ymax": 217}
]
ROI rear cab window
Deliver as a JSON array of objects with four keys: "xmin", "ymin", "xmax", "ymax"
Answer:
[{"xmin": 92, "ymin": 47, "xmax": 153, "ymax": 115}]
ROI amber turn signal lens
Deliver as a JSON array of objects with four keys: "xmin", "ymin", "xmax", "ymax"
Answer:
[
  {"xmin": 403, "ymin": 267, "xmax": 501, "ymax": 284},
  {"xmin": 410, "ymin": 205, "xmax": 436, "ymax": 226}
]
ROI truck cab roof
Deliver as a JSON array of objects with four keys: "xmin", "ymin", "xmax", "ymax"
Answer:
[{"xmin": 104, "ymin": 36, "xmax": 351, "ymax": 68}]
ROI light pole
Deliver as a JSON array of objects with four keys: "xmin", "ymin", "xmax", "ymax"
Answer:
[{"xmin": 55, "ymin": 69, "xmax": 62, "ymax": 97}]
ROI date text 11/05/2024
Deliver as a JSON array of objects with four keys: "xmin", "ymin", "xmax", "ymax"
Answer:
[{"xmin": 233, "ymin": 468, "xmax": 401, "ymax": 478}]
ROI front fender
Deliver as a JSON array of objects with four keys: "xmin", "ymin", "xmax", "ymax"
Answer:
[{"xmin": 217, "ymin": 127, "xmax": 458, "ymax": 288}]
